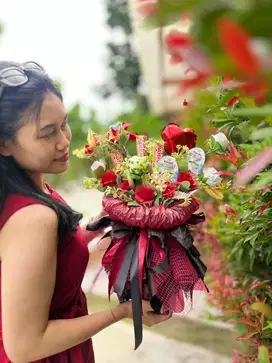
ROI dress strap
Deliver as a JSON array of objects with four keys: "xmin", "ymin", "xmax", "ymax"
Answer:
[{"xmin": 0, "ymin": 194, "xmax": 41, "ymax": 229}]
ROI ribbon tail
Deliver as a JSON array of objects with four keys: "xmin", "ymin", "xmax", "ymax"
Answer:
[
  {"xmin": 130, "ymin": 241, "xmax": 143, "ymax": 350},
  {"xmin": 186, "ymin": 246, "xmax": 207, "ymax": 279},
  {"xmin": 138, "ymin": 229, "xmax": 149, "ymax": 298},
  {"xmin": 114, "ymin": 235, "xmax": 138, "ymax": 300}
]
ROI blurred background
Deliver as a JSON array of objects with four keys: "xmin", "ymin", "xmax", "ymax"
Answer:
[{"xmin": 2, "ymin": 1, "xmax": 272, "ymax": 362}]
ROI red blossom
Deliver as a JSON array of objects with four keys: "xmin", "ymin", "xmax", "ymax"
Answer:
[
  {"xmin": 163, "ymin": 183, "xmax": 176, "ymax": 198},
  {"xmin": 107, "ymin": 122, "xmax": 137, "ymax": 143},
  {"xmin": 84, "ymin": 144, "xmax": 93, "ymax": 155},
  {"xmin": 223, "ymin": 75, "xmax": 232, "ymax": 84},
  {"xmin": 177, "ymin": 172, "xmax": 197, "ymax": 190},
  {"xmin": 165, "ymin": 30, "xmax": 193, "ymax": 49},
  {"xmin": 227, "ymin": 96, "xmax": 239, "ymax": 107},
  {"xmin": 165, "ymin": 30, "xmax": 193, "ymax": 65},
  {"xmin": 101, "ymin": 171, "xmax": 117, "ymax": 188},
  {"xmin": 178, "ymin": 72, "xmax": 209, "ymax": 94},
  {"xmin": 134, "ymin": 186, "xmax": 155, "ymax": 205},
  {"xmin": 223, "ymin": 204, "xmax": 237, "ymax": 217},
  {"xmin": 119, "ymin": 180, "xmax": 131, "ymax": 191},
  {"xmin": 217, "ymin": 17, "xmax": 261, "ymax": 78},
  {"xmin": 183, "ymin": 99, "xmax": 189, "ymax": 106},
  {"xmin": 162, "ymin": 123, "xmax": 197, "ymax": 154},
  {"xmin": 219, "ymin": 142, "xmax": 240, "ymax": 166},
  {"xmin": 241, "ymin": 79, "xmax": 269, "ymax": 105},
  {"xmin": 258, "ymin": 201, "xmax": 272, "ymax": 215}
]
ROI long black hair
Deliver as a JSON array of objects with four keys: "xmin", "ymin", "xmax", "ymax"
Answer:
[{"xmin": 0, "ymin": 61, "xmax": 83, "ymax": 239}]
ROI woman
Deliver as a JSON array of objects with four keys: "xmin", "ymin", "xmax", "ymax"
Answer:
[{"xmin": 0, "ymin": 61, "xmax": 171, "ymax": 363}]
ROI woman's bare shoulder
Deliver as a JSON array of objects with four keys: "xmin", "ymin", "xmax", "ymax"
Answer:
[{"xmin": 0, "ymin": 204, "xmax": 58, "ymax": 253}]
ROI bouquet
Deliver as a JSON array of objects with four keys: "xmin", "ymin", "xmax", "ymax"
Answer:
[{"xmin": 73, "ymin": 122, "xmax": 231, "ymax": 349}]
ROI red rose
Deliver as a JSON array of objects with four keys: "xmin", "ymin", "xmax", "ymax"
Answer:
[
  {"xmin": 101, "ymin": 171, "xmax": 117, "ymax": 187},
  {"xmin": 134, "ymin": 187, "xmax": 155, "ymax": 205},
  {"xmin": 119, "ymin": 180, "xmax": 131, "ymax": 191},
  {"xmin": 177, "ymin": 172, "xmax": 197, "ymax": 190},
  {"xmin": 163, "ymin": 183, "xmax": 176, "ymax": 198},
  {"xmin": 162, "ymin": 123, "xmax": 197, "ymax": 154}
]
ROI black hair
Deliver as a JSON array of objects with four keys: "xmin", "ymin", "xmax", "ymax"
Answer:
[{"xmin": 0, "ymin": 61, "xmax": 83, "ymax": 239}]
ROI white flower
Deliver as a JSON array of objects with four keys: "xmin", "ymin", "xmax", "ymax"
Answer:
[
  {"xmin": 91, "ymin": 160, "xmax": 106, "ymax": 172},
  {"xmin": 212, "ymin": 132, "xmax": 230, "ymax": 150},
  {"xmin": 203, "ymin": 167, "xmax": 222, "ymax": 186},
  {"xmin": 91, "ymin": 160, "xmax": 106, "ymax": 178}
]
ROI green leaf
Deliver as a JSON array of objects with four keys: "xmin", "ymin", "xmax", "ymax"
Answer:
[
  {"xmin": 154, "ymin": 191, "xmax": 162, "ymax": 206},
  {"xmin": 251, "ymin": 303, "xmax": 272, "ymax": 318},
  {"xmin": 127, "ymin": 201, "xmax": 140, "ymax": 207},
  {"xmin": 252, "ymin": 171, "xmax": 272, "ymax": 189},
  {"xmin": 251, "ymin": 127, "xmax": 272, "ymax": 140},
  {"xmin": 258, "ymin": 346, "xmax": 270, "ymax": 363},
  {"xmin": 234, "ymin": 105, "xmax": 272, "ymax": 117},
  {"xmin": 181, "ymin": 181, "xmax": 191, "ymax": 190},
  {"xmin": 196, "ymin": 90, "xmax": 219, "ymax": 107}
]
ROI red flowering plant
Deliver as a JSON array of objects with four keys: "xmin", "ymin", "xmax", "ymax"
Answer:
[
  {"xmin": 137, "ymin": 1, "xmax": 272, "ymax": 360},
  {"xmin": 73, "ymin": 122, "xmax": 233, "ymax": 349}
]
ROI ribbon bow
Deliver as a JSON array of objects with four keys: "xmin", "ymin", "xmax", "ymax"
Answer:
[{"xmin": 87, "ymin": 215, "xmax": 206, "ymax": 350}]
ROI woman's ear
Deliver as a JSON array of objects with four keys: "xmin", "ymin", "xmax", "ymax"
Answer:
[{"xmin": 0, "ymin": 140, "xmax": 12, "ymax": 156}]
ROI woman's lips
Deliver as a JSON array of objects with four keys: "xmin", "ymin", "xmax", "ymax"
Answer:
[{"xmin": 55, "ymin": 152, "xmax": 69, "ymax": 162}]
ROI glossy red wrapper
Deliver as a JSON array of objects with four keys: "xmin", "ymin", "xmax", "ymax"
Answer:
[{"xmin": 102, "ymin": 196, "xmax": 200, "ymax": 229}]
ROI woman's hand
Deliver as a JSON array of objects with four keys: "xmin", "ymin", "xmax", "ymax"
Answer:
[
  {"xmin": 113, "ymin": 300, "xmax": 172, "ymax": 327},
  {"xmin": 82, "ymin": 209, "xmax": 108, "ymax": 245}
]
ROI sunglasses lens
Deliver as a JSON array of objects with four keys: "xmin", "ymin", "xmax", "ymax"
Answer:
[
  {"xmin": 23, "ymin": 61, "xmax": 45, "ymax": 74},
  {"xmin": 0, "ymin": 68, "xmax": 27, "ymax": 87}
]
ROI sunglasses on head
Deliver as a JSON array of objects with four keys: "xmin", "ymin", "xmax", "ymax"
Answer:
[{"xmin": 0, "ymin": 61, "xmax": 46, "ymax": 98}]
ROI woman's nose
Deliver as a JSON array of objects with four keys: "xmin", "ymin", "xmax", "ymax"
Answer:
[{"xmin": 56, "ymin": 131, "xmax": 70, "ymax": 151}]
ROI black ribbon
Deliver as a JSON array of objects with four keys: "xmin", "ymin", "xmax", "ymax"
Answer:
[{"xmin": 87, "ymin": 215, "xmax": 207, "ymax": 350}]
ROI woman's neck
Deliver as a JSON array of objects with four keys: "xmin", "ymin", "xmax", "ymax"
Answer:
[{"xmin": 27, "ymin": 172, "xmax": 48, "ymax": 193}]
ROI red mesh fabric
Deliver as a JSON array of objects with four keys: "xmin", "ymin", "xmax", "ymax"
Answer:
[
  {"xmin": 101, "ymin": 196, "xmax": 207, "ymax": 314},
  {"xmin": 149, "ymin": 236, "xmax": 206, "ymax": 313}
]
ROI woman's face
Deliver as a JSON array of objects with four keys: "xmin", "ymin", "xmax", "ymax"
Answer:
[{"xmin": 5, "ymin": 92, "xmax": 72, "ymax": 175}]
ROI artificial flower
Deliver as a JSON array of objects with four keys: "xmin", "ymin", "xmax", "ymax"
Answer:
[
  {"xmin": 162, "ymin": 123, "xmax": 197, "ymax": 154},
  {"xmin": 177, "ymin": 172, "xmax": 197, "ymax": 190},
  {"xmin": 211, "ymin": 132, "xmax": 230, "ymax": 150},
  {"xmin": 203, "ymin": 168, "xmax": 222, "ymax": 186},
  {"xmin": 101, "ymin": 171, "xmax": 117, "ymax": 188},
  {"xmin": 134, "ymin": 186, "xmax": 155, "ymax": 205},
  {"xmin": 163, "ymin": 182, "xmax": 177, "ymax": 198},
  {"xmin": 119, "ymin": 180, "xmax": 131, "ymax": 191}
]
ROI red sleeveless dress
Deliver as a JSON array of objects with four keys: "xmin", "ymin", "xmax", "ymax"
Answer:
[{"xmin": 0, "ymin": 185, "xmax": 95, "ymax": 363}]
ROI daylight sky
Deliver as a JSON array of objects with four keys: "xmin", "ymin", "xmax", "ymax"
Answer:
[{"xmin": 0, "ymin": 0, "xmax": 131, "ymax": 121}]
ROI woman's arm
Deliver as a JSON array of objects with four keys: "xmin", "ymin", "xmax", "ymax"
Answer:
[{"xmin": 0, "ymin": 205, "xmax": 170, "ymax": 363}]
